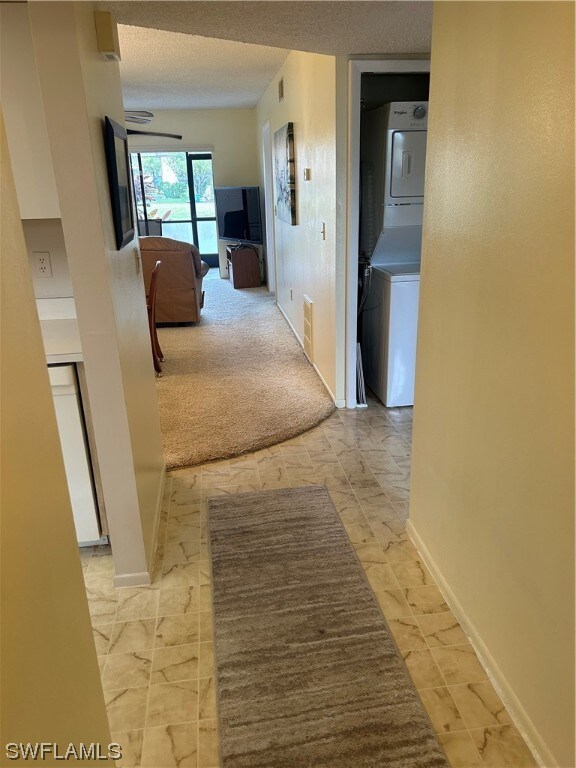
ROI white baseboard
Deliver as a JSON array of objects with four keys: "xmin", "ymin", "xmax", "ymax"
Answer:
[
  {"xmin": 406, "ymin": 519, "xmax": 554, "ymax": 768},
  {"xmin": 114, "ymin": 571, "xmax": 152, "ymax": 589},
  {"xmin": 276, "ymin": 301, "xmax": 338, "ymax": 406}
]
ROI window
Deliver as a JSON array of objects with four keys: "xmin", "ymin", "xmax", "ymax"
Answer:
[{"xmin": 130, "ymin": 151, "xmax": 218, "ymax": 266}]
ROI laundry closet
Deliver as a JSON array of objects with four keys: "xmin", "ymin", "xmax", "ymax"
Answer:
[{"xmin": 358, "ymin": 74, "xmax": 430, "ymax": 407}]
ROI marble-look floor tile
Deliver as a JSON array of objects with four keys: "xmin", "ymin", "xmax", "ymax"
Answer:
[
  {"xmin": 342, "ymin": 523, "xmax": 376, "ymax": 545},
  {"xmin": 147, "ymin": 680, "xmax": 199, "ymax": 727},
  {"xmin": 406, "ymin": 585, "xmax": 450, "ymax": 616},
  {"xmin": 470, "ymin": 724, "xmax": 537, "ymax": 767},
  {"xmin": 449, "ymin": 682, "xmax": 511, "ymax": 729},
  {"xmin": 402, "ymin": 649, "xmax": 445, "ymax": 689},
  {"xmin": 369, "ymin": 518, "xmax": 405, "ymax": 544},
  {"xmin": 101, "ymin": 651, "xmax": 152, "ymax": 691},
  {"xmin": 161, "ymin": 562, "xmax": 200, "ymax": 590},
  {"xmin": 158, "ymin": 586, "xmax": 200, "ymax": 617},
  {"xmin": 163, "ymin": 541, "xmax": 202, "ymax": 570},
  {"xmin": 338, "ymin": 506, "xmax": 368, "ymax": 527},
  {"xmin": 88, "ymin": 595, "xmax": 118, "ymax": 624},
  {"xmin": 155, "ymin": 613, "xmax": 199, "ymax": 648},
  {"xmin": 152, "ymin": 644, "xmax": 199, "ymax": 684},
  {"xmin": 141, "ymin": 723, "xmax": 197, "ymax": 768},
  {"xmin": 386, "ymin": 617, "xmax": 428, "ymax": 651},
  {"xmin": 84, "ymin": 571, "xmax": 116, "ymax": 598},
  {"xmin": 198, "ymin": 719, "xmax": 220, "ymax": 768},
  {"xmin": 431, "ymin": 644, "xmax": 488, "ymax": 685},
  {"xmin": 92, "ymin": 623, "xmax": 113, "ymax": 655},
  {"xmin": 373, "ymin": 588, "xmax": 412, "ymax": 619},
  {"xmin": 198, "ymin": 676, "xmax": 217, "ymax": 720},
  {"xmin": 383, "ymin": 539, "xmax": 420, "ymax": 563},
  {"xmin": 363, "ymin": 562, "xmax": 399, "ymax": 592},
  {"xmin": 390, "ymin": 559, "xmax": 434, "ymax": 588},
  {"xmin": 418, "ymin": 687, "xmax": 466, "ymax": 733},
  {"xmin": 111, "ymin": 729, "xmax": 144, "ymax": 768},
  {"xmin": 199, "ymin": 642, "xmax": 214, "ymax": 678},
  {"xmin": 109, "ymin": 620, "xmax": 156, "ymax": 655},
  {"xmin": 437, "ymin": 731, "xmax": 483, "ymax": 767},
  {"xmin": 105, "ymin": 687, "xmax": 148, "ymax": 732},
  {"xmin": 116, "ymin": 589, "xmax": 159, "ymax": 622},
  {"xmin": 199, "ymin": 611, "xmax": 214, "ymax": 643},
  {"xmin": 258, "ymin": 466, "xmax": 290, "ymax": 483},
  {"xmin": 416, "ymin": 611, "xmax": 469, "ymax": 648},
  {"xmin": 354, "ymin": 542, "xmax": 388, "ymax": 565}
]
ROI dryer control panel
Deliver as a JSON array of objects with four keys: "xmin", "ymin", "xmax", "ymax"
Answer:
[{"xmin": 387, "ymin": 102, "xmax": 429, "ymax": 130}]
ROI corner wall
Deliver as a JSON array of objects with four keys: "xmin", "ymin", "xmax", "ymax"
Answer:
[
  {"xmin": 409, "ymin": 3, "xmax": 575, "ymax": 765},
  {"xmin": 256, "ymin": 51, "xmax": 343, "ymax": 404},
  {"xmin": 28, "ymin": 2, "xmax": 165, "ymax": 583},
  {"xmin": 0, "ymin": 110, "xmax": 111, "ymax": 763}
]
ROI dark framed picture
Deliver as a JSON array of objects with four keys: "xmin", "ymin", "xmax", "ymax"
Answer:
[{"xmin": 104, "ymin": 116, "xmax": 135, "ymax": 249}]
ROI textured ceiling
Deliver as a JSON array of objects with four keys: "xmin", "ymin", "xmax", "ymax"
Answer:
[
  {"xmin": 102, "ymin": 2, "xmax": 433, "ymax": 56},
  {"xmin": 118, "ymin": 25, "xmax": 289, "ymax": 109},
  {"xmin": 104, "ymin": 1, "xmax": 433, "ymax": 110}
]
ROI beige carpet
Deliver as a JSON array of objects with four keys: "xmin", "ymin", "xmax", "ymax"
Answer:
[
  {"xmin": 156, "ymin": 274, "xmax": 335, "ymax": 469},
  {"xmin": 208, "ymin": 485, "xmax": 450, "ymax": 768}
]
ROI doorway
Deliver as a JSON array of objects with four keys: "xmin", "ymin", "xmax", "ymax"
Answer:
[{"xmin": 346, "ymin": 60, "xmax": 431, "ymax": 408}]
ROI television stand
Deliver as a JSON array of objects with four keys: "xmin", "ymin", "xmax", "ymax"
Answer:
[{"xmin": 226, "ymin": 245, "xmax": 261, "ymax": 289}]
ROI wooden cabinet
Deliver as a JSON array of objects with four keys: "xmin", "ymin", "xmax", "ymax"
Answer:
[{"xmin": 226, "ymin": 246, "xmax": 261, "ymax": 289}]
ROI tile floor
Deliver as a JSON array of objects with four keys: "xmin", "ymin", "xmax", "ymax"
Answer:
[{"xmin": 83, "ymin": 399, "xmax": 537, "ymax": 768}]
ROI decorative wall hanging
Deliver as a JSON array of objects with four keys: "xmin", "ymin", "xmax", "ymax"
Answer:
[
  {"xmin": 103, "ymin": 116, "xmax": 135, "ymax": 249},
  {"xmin": 273, "ymin": 122, "xmax": 296, "ymax": 225}
]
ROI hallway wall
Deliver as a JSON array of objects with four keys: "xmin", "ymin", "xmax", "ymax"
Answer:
[
  {"xmin": 0, "ymin": 111, "xmax": 111, "ymax": 761},
  {"xmin": 256, "ymin": 51, "xmax": 343, "ymax": 404},
  {"xmin": 409, "ymin": 3, "xmax": 575, "ymax": 766},
  {"xmin": 28, "ymin": 3, "xmax": 166, "ymax": 584}
]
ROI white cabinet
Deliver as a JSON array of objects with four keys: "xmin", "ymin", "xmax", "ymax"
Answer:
[{"xmin": 49, "ymin": 365, "xmax": 101, "ymax": 545}]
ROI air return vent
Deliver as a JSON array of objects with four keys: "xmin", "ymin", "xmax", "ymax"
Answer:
[{"xmin": 303, "ymin": 295, "xmax": 313, "ymax": 362}]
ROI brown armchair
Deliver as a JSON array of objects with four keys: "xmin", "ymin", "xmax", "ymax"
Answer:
[{"xmin": 139, "ymin": 236, "xmax": 209, "ymax": 323}]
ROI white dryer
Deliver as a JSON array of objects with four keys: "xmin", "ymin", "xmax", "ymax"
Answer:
[{"xmin": 360, "ymin": 100, "xmax": 428, "ymax": 254}]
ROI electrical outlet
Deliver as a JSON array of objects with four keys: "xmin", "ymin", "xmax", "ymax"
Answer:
[{"xmin": 33, "ymin": 251, "xmax": 52, "ymax": 278}]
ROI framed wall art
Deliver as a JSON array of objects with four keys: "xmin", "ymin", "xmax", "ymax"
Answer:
[
  {"xmin": 104, "ymin": 116, "xmax": 135, "ymax": 249},
  {"xmin": 273, "ymin": 122, "xmax": 296, "ymax": 225}
]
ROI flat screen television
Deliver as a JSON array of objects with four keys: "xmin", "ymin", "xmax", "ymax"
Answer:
[{"xmin": 214, "ymin": 186, "xmax": 262, "ymax": 245}]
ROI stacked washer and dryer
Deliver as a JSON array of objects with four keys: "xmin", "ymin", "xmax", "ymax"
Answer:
[{"xmin": 360, "ymin": 101, "xmax": 428, "ymax": 407}]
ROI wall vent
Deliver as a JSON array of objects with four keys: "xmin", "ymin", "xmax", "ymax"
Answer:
[
  {"xmin": 303, "ymin": 295, "xmax": 313, "ymax": 362},
  {"xmin": 278, "ymin": 78, "xmax": 284, "ymax": 102}
]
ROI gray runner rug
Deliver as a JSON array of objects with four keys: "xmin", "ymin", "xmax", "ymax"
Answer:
[{"xmin": 207, "ymin": 485, "xmax": 449, "ymax": 768}]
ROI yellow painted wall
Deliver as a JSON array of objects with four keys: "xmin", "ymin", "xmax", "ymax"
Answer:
[
  {"xmin": 409, "ymin": 3, "xmax": 574, "ymax": 765},
  {"xmin": 256, "ymin": 51, "xmax": 342, "ymax": 403},
  {"xmin": 28, "ymin": 2, "xmax": 165, "ymax": 582},
  {"xmin": 129, "ymin": 108, "xmax": 260, "ymax": 187},
  {"xmin": 0, "ymin": 111, "xmax": 111, "ymax": 762},
  {"xmin": 0, "ymin": 5, "xmax": 60, "ymax": 219}
]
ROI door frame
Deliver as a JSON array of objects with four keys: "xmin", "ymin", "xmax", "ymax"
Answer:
[
  {"xmin": 345, "ymin": 59, "xmax": 431, "ymax": 408},
  {"xmin": 261, "ymin": 120, "xmax": 276, "ymax": 293}
]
